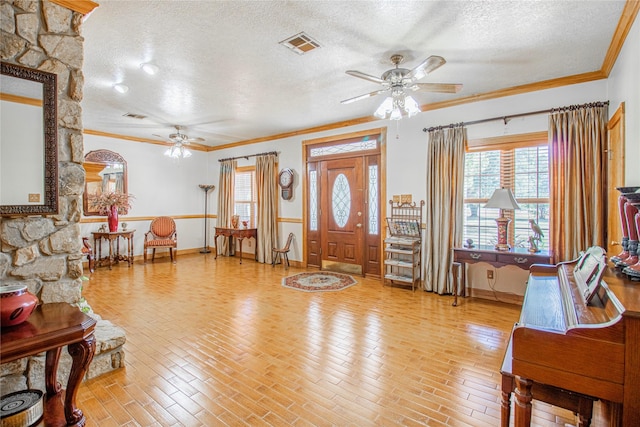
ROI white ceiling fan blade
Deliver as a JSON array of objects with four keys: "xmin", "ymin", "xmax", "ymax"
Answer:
[
  {"xmin": 412, "ymin": 83, "xmax": 463, "ymax": 93},
  {"xmin": 345, "ymin": 70, "xmax": 385, "ymax": 84},
  {"xmin": 186, "ymin": 137, "xmax": 205, "ymax": 143},
  {"xmin": 406, "ymin": 55, "xmax": 446, "ymax": 81},
  {"xmin": 340, "ymin": 89, "xmax": 387, "ymax": 104}
]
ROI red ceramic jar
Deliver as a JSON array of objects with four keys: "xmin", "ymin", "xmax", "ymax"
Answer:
[{"xmin": 1, "ymin": 285, "xmax": 39, "ymax": 327}]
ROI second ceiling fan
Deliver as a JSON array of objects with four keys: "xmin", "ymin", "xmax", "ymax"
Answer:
[
  {"xmin": 155, "ymin": 125, "xmax": 205, "ymax": 159},
  {"xmin": 341, "ymin": 54, "xmax": 462, "ymax": 119}
]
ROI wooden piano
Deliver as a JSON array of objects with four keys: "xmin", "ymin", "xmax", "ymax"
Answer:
[{"xmin": 502, "ymin": 246, "xmax": 640, "ymax": 427}]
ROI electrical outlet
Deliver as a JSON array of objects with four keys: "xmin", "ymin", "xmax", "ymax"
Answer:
[{"xmin": 487, "ymin": 269, "xmax": 494, "ymax": 279}]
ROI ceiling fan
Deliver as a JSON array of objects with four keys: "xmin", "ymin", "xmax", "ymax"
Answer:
[
  {"xmin": 155, "ymin": 125, "xmax": 205, "ymax": 158},
  {"xmin": 341, "ymin": 54, "xmax": 463, "ymax": 119}
]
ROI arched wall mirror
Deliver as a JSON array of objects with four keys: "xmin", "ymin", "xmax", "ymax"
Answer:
[
  {"xmin": 0, "ymin": 62, "xmax": 58, "ymax": 216},
  {"xmin": 83, "ymin": 150, "xmax": 128, "ymax": 216}
]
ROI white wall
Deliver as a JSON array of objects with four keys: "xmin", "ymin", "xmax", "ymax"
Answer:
[
  {"xmin": 607, "ymin": 12, "xmax": 640, "ymax": 186},
  {"xmin": 81, "ymin": 135, "xmax": 212, "ymax": 257}
]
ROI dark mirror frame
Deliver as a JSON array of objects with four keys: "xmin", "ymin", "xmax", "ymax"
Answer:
[
  {"xmin": 0, "ymin": 62, "xmax": 58, "ymax": 216},
  {"xmin": 83, "ymin": 150, "xmax": 128, "ymax": 216}
]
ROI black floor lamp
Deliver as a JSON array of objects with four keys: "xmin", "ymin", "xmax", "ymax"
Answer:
[{"xmin": 199, "ymin": 184, "xmax": 215, "ymax": 254}]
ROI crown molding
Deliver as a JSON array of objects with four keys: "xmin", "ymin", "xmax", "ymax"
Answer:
[
  {"xmin": 83, "ymin": 129, "xmax": 209, "ymax": 152},
  {"xmin": 601, "ymin": 0, "xmax": 640, "ymax": 76}
]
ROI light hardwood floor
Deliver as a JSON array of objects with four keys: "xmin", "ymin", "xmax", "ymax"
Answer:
[{"xmin": 78, "ymin": 253, "xmax": 604, "ymax": 426}]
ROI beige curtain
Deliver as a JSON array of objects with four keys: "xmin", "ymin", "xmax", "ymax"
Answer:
[
  {"xmin": 424, "ymin": 125, "xmax": 466, "ymax": 294},
  {"xmin": 216, "ymin": 159, "xmax": 235, "ymax": 256},
  {"xmin": 549, "ymin": 102, "xmax": 608, "ymax": 262},
  {"xmin": 256, "ymin": 154, "xmax": 278, "ymax": 263}
]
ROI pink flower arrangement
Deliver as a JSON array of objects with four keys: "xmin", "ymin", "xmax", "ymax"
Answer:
[{"xmin": 88, "ymin": 191, "xmax": 134, "ymax": 215}]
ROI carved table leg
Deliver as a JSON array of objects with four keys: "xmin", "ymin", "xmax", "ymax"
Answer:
[
  {"xmin": 514, "ymin": 376, "xmax": 533, "ymax": 427},
  {"xmin": 108, "ymin": 237, "xmax": 114, "ymax": 270},
  {"xmin": 45, "ymin": 347, "xmax": 62, "ymax": 396},
  {"xmin": 64, "ymin": 333, "xmax": 96, "ymax": 426},
  {"xmin": 452, "ymin": 261, "xmax": 460, "ymax": 306},
  {"xmin": 501, "ymin": 373, "xmax": 514, "ymax": 427}
]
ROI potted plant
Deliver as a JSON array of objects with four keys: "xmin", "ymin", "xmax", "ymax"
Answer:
[{"xmin": 88, "ymin": 191, "xmax": 134, "ymax": 232}]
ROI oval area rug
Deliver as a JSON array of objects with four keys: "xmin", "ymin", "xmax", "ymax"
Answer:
[{"xmin": 282, "ymin": 272, "xmax": 357, "ymax": 292}]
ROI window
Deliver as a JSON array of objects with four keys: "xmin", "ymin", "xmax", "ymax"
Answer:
[
  {"xmin": 463, "ymin": 139, "xmax": 549, "ymax": 250},
  {"xmin": 234, "ymin": 167, "xmax": 256, "ymax": 227}
]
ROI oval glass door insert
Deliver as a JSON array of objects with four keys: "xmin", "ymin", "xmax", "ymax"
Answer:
[{"xmin": 332, "ymin": 173, "xmax": 351, "ymax": 227}]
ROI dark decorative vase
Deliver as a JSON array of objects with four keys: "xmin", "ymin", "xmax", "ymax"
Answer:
[
  {"xmin": 1, "ymin": 285, "xmax": 38, "ymax": 327},
  {"xmin": 108, "ymin": 205, "xmax": 119, "ymax": 232}
]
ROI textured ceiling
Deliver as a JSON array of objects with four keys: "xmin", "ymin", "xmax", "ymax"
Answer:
[{"xmin": 81, "ymin": 0, "xmax": 626, "ymax": 148}]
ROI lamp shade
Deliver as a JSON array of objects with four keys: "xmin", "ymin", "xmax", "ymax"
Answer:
[
  {"xmin": 484, "ymin": 188, "xmax": 521, "ymax": 210},
  {"xmin": 164, "ymin": 144, "xmax": 192, "ymax": 159}
]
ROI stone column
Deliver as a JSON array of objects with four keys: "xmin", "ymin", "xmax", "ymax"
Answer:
[{"xmin": 1, "ymin": 0, "xmax": 125, "ymax": 393}]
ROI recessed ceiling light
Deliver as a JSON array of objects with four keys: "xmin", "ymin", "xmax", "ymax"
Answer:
[
  {"xmin": 113, "ymin": 84, "xmax": 129, "ymax": 94},
  {"xmin": 141, "ymin": 63, "xmax": 159, "ymax": 75}
]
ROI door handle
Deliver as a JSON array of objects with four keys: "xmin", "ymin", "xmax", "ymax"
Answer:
[{"xmin": 356, "ymin": 223, "xmax": 362, "ymax": 228}]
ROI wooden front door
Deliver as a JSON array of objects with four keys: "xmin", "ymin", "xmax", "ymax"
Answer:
[
  {"xmin": 320, "ymin": 157, "xmax": 365, "ymax": 275},
  {"xmin": 606, "ymin": 103, "xmax": 626, "ymax": 257}
]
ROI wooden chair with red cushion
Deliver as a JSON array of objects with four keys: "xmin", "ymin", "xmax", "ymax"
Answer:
[{"xmin": 144, "ymin": 216, "xmax": 177, "ymax": 264}]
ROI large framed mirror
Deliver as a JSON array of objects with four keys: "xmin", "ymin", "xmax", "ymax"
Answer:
[
  {"xmin": 0, "ymin": 62, "xmax": 58, "ymax": 216},
  {"xmin": 83, "ymin": 150, "xmax": 128, "ymax": 216}
]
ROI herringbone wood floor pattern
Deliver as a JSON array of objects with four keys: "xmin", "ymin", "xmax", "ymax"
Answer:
[{"xmin": 78, "ymin": 254, "xmax": 606, "ymax": 426}]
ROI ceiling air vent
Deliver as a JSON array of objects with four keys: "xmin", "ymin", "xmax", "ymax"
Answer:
[
  {"xmin": 279, "ymin": 32, "xmax": 320, "ymax": 55},
  {"xmin": 122, "ymin": 112, "xmax": 147, "ymax": 120}
]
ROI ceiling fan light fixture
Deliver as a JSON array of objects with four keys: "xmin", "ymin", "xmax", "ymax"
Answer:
[
  {"xmin": 389, "ymin": 107, "xmax": 403, "ymax": 121},
  {"xmin": 164, "ymin": 144, "xmax": 192, "ymax": 159},
  {"xmin": 404, "ymin": 95, "xmax": 420, "ymax": 117},
  {"xmin": 374, "ymin": 97, "xmax": 394, "ymax": 119},
  {"xmin": 113, "ymin": 83, "xmax": 129, "ymax": 94},
  {"xmin": 141, "ymin": 63, "xmax": 159, "ymax": 75}
]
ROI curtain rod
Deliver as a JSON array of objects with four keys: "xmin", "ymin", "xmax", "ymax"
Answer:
[
  {"xmin": 422, "ymin": 101, "xmax": 609, "ymax": 133},
  {"xmin": 218, "ymin": 151, "xmax": 278, "ymax": 162}
]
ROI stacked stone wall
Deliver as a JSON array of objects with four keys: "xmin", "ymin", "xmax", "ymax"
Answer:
[{"xmin": 1, "ymin": 0, "xmax": 125, "ymax": 393}]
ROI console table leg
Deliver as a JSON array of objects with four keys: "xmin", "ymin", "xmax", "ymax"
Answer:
[
  {"xmin": 452, "ymin": 261, "xmax": 461, "ymax": 306},
  {"xmin": 514, "ymin": 376, "xmax": 533, "ymax": 427},
  {"xmin": 45, "ymin": 347, "xmax": 62, "ymax": 395},
  {"xmin": 501, "ymin": 373, "xmax": 514, "ymax": 427},
  {"xmin": 65, "ymin": 334, "xmax": 96, "ymax": 426}
]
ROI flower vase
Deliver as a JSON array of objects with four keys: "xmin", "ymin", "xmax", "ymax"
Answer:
[{"xmin": 107, "ymin": 205, "xmax": 119, "ymax": 232}]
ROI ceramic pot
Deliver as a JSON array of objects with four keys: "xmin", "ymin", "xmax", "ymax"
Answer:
[
  {"xmin": 107, "ymin": 205, "xmax": 118, "ymax": 232},
  {"xmin": 1, "ymin": 285, "xmax": 38, "ymax": 327}
]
